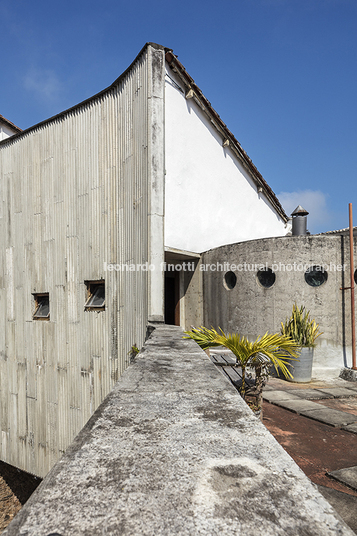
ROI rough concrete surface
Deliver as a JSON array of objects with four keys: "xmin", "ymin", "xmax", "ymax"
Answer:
[
  {"xmin": 271, "ymin": 398, "xmax": 321, "ymax": 413},
  {"xmin": 300, "ymin": 407, "xmax": 357, "ymax": 427},
  {"xmin": 262, "ymin": 379, "xmax": 357, "ymax": 430},
  {"xmin": 316, "ymin": 388, "xmax": 357, "ymax": 398},
  {"xmin": 202, "ymin": 235, "xmax": 357, "ymax": 376},
  {"xmin": 263, "ymin": 402, "xmax": 357, "ymax": 533},
  {"xmin": 318, "ymin": 486, "xmax": 357, "ymax": 535},
  {"xmin": 343, "ymin": 423, "xmax": 357, "ymax": 434},
  {"xmin": 262, "ymin": 391, "xmax": 302, "ymax": 403},
  {"xmin": 340, "ymin": 368, "xmax": 357, "ymax": 382},
  {"xmin": 328, "ymin": 467, "xmax": 357, "ymax": 492},
  {"xmin": 3, "ymin": 326, "xmax": 354, "ymax": 535},
  {"xmin": 287, "ymin": 388, "xmax": 334, "ymax": 400},
  {"xmin": 262, "ymin": 403, "xmax": 357, "ymax": 492},
  {"xmin": 315, "ymin": 398, "xmax": 357, "ymax": 416}
]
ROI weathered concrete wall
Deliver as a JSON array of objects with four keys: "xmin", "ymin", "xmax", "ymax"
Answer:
[
  {"xmin": 0, "ymin": 43, "xmax": 165, "ymax": 477},
  {"xmin": 203, "ymin": 235, "xmax": 357, "ymax": 377},
  {"xmin": 3, "ymin": 325, "xmax": 353, "ymax": 535},
  {"xmin": 182, "ymin": 260, "xmax": 204, "ymax": 329}
]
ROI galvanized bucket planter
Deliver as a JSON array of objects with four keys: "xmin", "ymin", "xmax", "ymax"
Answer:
[
  {"xmin": 271, "ymin": 347, "xmax": 314, "ymax": 383},
  {"xmin": 287, "ymin": 347, "xmax": 314, "ymax": 383}
]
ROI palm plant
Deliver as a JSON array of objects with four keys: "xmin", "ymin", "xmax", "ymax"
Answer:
[
  {"xmin": 184, "ymin": 327, "xmax": 299, "ymax": 405},
  {"xmin": 280, "ymin": 304, "xmax": 321, "ymax": 347}
]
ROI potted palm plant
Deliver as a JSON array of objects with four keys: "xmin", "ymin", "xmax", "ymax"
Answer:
[
  {"xmin": 184, "ymin": 327, "xmax": 298, "ymax": 417},
  {"xmin": 280, "ymin": 304, "xmax": 322, "ymax": 383}
]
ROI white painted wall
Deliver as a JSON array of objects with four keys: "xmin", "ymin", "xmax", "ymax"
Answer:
[
  {"xmin": 0, "ymin": 122, "xmax": 17, "ymax": 141},
  {"xmin": 164, "ymin": 67, "xmax": 289, "ymax": 253}
]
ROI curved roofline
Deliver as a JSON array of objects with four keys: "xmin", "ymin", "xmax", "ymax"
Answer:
[
  {"xmin": 0, "ymin": 43, "xmax": 165, "ymax": 147},
  {"xmin": 0, "ymin": 42, "xmax": 288, "ymax": 223}
]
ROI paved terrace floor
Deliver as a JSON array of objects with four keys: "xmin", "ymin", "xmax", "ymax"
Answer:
[
  {"xmin": 4, "ymin": 326, "xmax": 355, "ymax": 535},
  {"xmin": 211, "ymin": 351, "xmax": 357, "ymax": 432},
  {"xmin": 264, "ymin": 378, "xmax": 357, "ymax": 432},
  {"xmin": 211, "ymin": 351, "xmax": 357, "ymax": 533}
]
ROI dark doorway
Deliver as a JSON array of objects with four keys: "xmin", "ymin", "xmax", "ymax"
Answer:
[{"xmin": 164, "ymin": 272, "xmax": 180, "ymax": 325}]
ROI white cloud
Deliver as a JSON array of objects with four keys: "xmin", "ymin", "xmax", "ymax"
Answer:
[
  {"xmin": 24, "ymin": 68, "xmax": 62, "ymax": 103},
  {"xmin": 278, "ymin": 190, "xmax": 331, "ymax": 233}
]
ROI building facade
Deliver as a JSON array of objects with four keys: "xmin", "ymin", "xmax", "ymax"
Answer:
[{"xmin": 0, "ymin": 43, "xmax": 289, "ymax": 476}]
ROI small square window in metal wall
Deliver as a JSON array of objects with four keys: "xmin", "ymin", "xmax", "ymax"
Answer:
[
  {"xmin": 33, "ymin": 294, "xmax": 50, "ymax": 320},
  {"xmin": 85, "ymin": 281, "xmax": 105, "ymax": 311}
]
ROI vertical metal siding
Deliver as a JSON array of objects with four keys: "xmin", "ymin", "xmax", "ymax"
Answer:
[{"xmin": 0, "ymin": 47, "xmax": 159, "ymax": 477}]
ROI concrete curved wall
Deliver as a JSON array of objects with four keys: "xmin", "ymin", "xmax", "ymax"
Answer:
[{"xmin": 202, "ymin": 234, "xmax": 357, "ymax": 378}]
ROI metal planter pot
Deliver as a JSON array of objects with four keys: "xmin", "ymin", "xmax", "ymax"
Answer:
[{"xmin": 288, "ymin": 347, "xmax": 314, "ymax": 383}]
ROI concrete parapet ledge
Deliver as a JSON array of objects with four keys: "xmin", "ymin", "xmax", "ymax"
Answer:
[{"xmin": 4, "ymin": 325, "xmax": 354, "ymax": 535}]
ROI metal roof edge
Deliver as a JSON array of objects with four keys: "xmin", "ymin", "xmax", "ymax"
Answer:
[
  {"xmin": 0, "ymin": 114, "xmax": 22, "ymax": 133},
  {"xmin": 0, "ymin": 43, "xmax": 289, "ymax": 224},
  {"xmin": 0, "ymin": 42, "xmax": 164, "ymax": 147},
  {"xmin": 316, "ymin": 226, "xmax": 357, "ymax": 236},
  {"xmin": 164, "ymin": 50, "xmax": 288, "ymax": 223}
]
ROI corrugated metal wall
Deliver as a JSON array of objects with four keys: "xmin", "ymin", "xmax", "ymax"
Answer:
[{"xmin": 0, "ymin": 44, "xmax": 164, "ymax": 477}]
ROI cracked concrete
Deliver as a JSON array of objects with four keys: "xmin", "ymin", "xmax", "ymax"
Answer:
[{"xmin": 3, "ymin": 325, "xmax": 354, "ymax": 535}]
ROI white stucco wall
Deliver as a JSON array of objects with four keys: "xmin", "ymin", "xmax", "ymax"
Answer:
[
  {"xmin": 164, "ymin": 67, "xmax": 288, "ymax": 253},
  {"xmin": 0, "ymin": 122, "xmax": 18, "ymax": 141}
]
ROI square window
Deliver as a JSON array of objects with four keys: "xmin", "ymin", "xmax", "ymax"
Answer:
[
  {"xmin": 85, "ymin": 281, "xmax": 105, "ymax": 311},
  {"xmin": 33, "ymin": 294, "xmax": 50, "ymax": 320}
]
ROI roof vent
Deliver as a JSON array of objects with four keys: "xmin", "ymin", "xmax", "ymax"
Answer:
[{"xmin": 291, "ymin": 205, "xmax": 309, "ymax": 236}]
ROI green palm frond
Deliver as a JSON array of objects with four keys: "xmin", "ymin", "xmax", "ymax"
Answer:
[
  {"xmin": 183, "ymin": 326, "xmax": 224, "ymax": 350},
  {"xmin": 184, "ymin": 327, "xmax": 299, "ymax": 387},
  {"xmin": 214, "ymin": 331, "xmax": 299, "ymax": 379}
]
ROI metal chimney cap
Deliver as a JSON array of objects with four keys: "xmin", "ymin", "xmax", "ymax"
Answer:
[{"xmin": 291, "ymin": 205, "xmax": 309, "ymax": 217}]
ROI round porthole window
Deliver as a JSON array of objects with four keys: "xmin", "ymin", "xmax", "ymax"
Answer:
[
  {"xmin": 224, "ymin": 271, "xmax": 237, "ymax": 290},
  {"xmin": 354, "ymin": 269, "xmax": 357, "ymax": 285},
  {"xmin": 304, "ymin": 266, "xmax": 328, "ymax": 287},
  {"xmin": 257, "ymin": 268, "xmax": 275, "ymax": 288}
]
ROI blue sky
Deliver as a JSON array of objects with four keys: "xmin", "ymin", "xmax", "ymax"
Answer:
[{"xmin": 1, "ymin": 0, "xmax": 356, "ymax": 233}]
